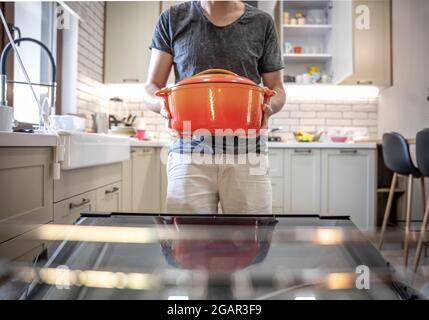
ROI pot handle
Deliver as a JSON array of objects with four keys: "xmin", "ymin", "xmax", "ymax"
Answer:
[
  {"xmin": 194, "ymin": 69, "xmax": 239, "ymax": 77},
  {"xmin": 155, "ymin": 87, "xmax": 172, "ymax": 119}
]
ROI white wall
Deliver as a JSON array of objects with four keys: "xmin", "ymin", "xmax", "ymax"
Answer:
[
  {"xmin": 378, "ymin": 0, "xmax": 429, "ymax": 138},
  {"xmin": 378, "ymin": 0, "xmax": 429, "ymax": 220}
]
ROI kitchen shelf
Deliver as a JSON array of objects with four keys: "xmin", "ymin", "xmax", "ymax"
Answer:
[
  {"xmin": 284, "ymin": 53, "xmax": 332, "ymax": 63},
  {"xmin": 283, "ymin": 24, "xmax": 332, "ymax": 36},
  {"xmin": 283, "ymin": 0, "xmax": 331, "ymax": 9}
]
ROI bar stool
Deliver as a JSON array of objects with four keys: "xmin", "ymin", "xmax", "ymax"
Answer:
[
  {"xmin": 379, "ymin": 132, "xmax": 425, "ymax": 268},
  {"xmin": 414, "ymin": 129, "xmax": 429, "ymax": 271}
]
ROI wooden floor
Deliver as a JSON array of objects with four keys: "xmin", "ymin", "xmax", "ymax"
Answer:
[{"xmin": 372, "ymin": 225, "xmax": 429, "ymax": 299}]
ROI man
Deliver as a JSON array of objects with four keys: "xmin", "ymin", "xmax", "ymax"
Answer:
[{"xmin": 142, "ymin": 1, "xmax": 286, "ymax": 214}]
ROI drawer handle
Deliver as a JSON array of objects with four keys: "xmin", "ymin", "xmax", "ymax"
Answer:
[
  {"xmin": 105, "ymin": 187, "xmax": 119, "ymax": 195},
  {"xmin": 294, "ymin": 149, "xmax": 312, "ymax": 154},
  {"xmin": 340, "ymin": 149, "xmax": 358, "ymax": 154},
  {"xmin": 357, "ymin": 80, "xmax": 373, "ymax": 85},
  {"xmin": 130, "ymin": 150, "xmax": 137, "ymax": 154},
  {"xmin": 69, "ymin": 198, "xmax": 90, "ymax": 209},
  {"xmin": 122, "ymin": 78, "xmax": 140, "ymax": 83}
]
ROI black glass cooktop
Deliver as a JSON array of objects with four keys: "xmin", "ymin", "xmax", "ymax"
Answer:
[{"xmin": 1, "ymin": 213, "xmax": 421, "ymax": 300}]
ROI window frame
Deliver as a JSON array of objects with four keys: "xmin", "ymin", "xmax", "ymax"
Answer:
[{"xmin": 0, "ymin": 1, "xmax": 63, "ymax": 126}]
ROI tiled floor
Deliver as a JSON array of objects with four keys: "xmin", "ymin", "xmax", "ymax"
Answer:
[{"xmin": 371, "ymin": 225, "xmax": 429, "ymax": 299}]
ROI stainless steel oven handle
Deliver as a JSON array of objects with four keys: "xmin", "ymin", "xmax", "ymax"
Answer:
[{"xmin": 69, "ymin": 198, "xmax": 90, "ymax": 209}]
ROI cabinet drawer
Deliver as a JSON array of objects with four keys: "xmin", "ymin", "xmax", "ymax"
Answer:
[
  {"xmin": 0, "ymin": 227, "xmax": 45, "ymax": 263},
  {"xmin": 54, "ymin": 163, "xmax": 122, "ymax": 202},
  {"xmin": 96, "ymin": 182, "xmax": 122, "ymax": 212},
  {"xmin": 269, "ymin": 149, "xmax": 284, "ymax": 177},
  {"xmin": 54, "ymin": 191, "xmax": 96, "ymax": 225},
  {"xmin": 271, "ymin": 177, "xmax": 284, "ymax": 209}
]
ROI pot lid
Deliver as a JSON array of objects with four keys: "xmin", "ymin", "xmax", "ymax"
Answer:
[{"xmin": 177, "ymin": 69, "xmax": 257, "ymax": 86}]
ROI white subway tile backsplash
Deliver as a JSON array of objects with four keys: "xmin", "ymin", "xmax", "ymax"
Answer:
[
  {"xmin": 283, "ymin": 104, "xmax": 299, "ymax": 111},
  {"xmin": 299, "ymin": 104, "xmax": 325, "ymax": 111},
  {"xmin": 352, "ymin": 119, "xmax": 378, "ymax": 126},
  {"xmin": 326, "ymin": 104, "xmax": 352, "ymax": 112},
  {"xmin": 300, "ymin": 118, "xmax": 326, "ymax": 125},
  {"xmin": 290, "ymin": 111, "xmax": 316, "ymax": 118},
  {"xmin": 326, "ymin": 119, "xmax": 352, "ymax": 126},
  {"xmin": 352, "ymin": 104, "xmax": 377, "ymax": 112},
  {"xmin": 316, "ymin": 112, "xmax": 342, "ymax": 119},
  {"xmin": 343, "ymin": 112, "xmax": 367, "ymax": 119}
]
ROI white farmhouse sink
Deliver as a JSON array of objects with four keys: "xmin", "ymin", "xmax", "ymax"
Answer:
[{"xmin": 57, "ymin": 131, "xmax": 130, "ymax": 170}]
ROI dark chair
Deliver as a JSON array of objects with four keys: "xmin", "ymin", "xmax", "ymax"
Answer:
[
  {"xmin": 414, "ymin": 129, "xmax": 429, "ymax": 271},
  {"xmin": 379, "ymin": 132, "xmax": 425, "ymax": 268}
]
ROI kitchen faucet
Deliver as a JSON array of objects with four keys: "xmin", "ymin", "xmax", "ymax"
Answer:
[{"xmin": 0, "ymin": 37, "xmax": 57, "ymax": 125}]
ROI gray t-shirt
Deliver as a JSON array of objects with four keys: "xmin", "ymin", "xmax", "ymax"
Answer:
[{"xmin": 150, "ymin": 1, "xmax": 283, "ymax": 154}]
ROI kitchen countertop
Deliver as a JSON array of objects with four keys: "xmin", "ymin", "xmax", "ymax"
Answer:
[
  {"xmin": 131, "ymin": 138, "xmax": 377, "ymax": 149},
  {"xmin": 0, "ymin": 132, "xmax": 377, "ymax": 149},
  {"xmin": 0, "ymin": 131, "xmax": 58, "ymax": 147}
]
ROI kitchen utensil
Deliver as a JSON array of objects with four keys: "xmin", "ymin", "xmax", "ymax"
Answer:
[
  {"xmin": 92, "ymin": 112, "xmax": 109, "ymax": 133},
  {"xmin": 0, "ymin": 105, "xmax": 13, "ymax": 132},
  {"xmin": 155, "ymin": 69, "xmax": 276, "ymax": 134}
]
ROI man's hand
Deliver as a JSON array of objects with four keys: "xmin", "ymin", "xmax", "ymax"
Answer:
[
  {"xmin": 159, "ymin": 103, "xmax": 170, "ymax": 120},
  {"xmin": 261, "ymin": 103, "xmax": 274, "ymax": 129}
]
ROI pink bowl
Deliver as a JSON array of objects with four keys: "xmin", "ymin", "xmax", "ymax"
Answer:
[{"xmin": 331, "ymin": 136, "xmax": 348, "ymax": 143}]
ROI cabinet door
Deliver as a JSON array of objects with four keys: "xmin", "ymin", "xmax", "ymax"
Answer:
[
  {"xmin": 54, "ymin": 191, "xmax": 96, "ymax": 225},
  {"xmin": 104, "ymin": 2, "xmax": 160, "ymax": 83},
  {"xmin": 329, "ymin": 0, "xmax": 354, "ymax": 84},
  {"xmin": 284, "ymin": 149, "xmax": 321, "ymax": 214},
  {"xmin": 132, "ymin": 148, "xmax": 161, "ymax": 212},
  {"xmin": 0, "ymin": 148, "xmax": 53, "ymax": 243},
  {"xmin": 343, "ymin": 0, "xmax": 391, "ymax": 86},
  {"xmin": 321, "ymin": 149, "xmax": 376, "ymax": 230},
  {"xmin": 96, "ymin": 182, "xmax": 122, "ymax": 212}
]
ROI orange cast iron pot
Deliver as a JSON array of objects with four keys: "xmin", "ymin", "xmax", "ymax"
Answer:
[{"xmin": 155, "ymin": 69, "xmax": 276, "ymax": 134}]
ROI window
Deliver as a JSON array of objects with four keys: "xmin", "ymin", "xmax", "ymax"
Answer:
[{"xmin": 12, "ymin": 1, "xmax": 57, "ymax": 124}]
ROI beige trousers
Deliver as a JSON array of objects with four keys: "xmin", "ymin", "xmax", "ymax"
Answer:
[{"xmin": 165, "ymin": 152, "xmax": 272, "ymax": 214}]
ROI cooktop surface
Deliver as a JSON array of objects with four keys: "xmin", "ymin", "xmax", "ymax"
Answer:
[{"xmin": 1, "ymin": 213, "xmax": 420, "ymax": 300}]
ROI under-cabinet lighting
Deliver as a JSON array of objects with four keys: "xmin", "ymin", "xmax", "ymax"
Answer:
[{"xmin": 285, "ymin": 84, "xmax": 380, "ymax": 100}]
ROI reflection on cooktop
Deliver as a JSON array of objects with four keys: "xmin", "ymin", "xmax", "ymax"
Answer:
[
  {"xmin": 154, "ymin": 217, "xmax": 277, "ymax": 272},
  {"xmin": 0, "ymin": 213, "xmax": 422, "ymax": 300}
]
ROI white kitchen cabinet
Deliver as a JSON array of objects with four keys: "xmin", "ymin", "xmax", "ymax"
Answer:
[
  {"xmin": 95, "ymin": 182, "xmax": 122, "ymax": 212},
  {"xmin": 131, "ymin": 148, "xmax": 161, "ymax": 212},
  {"xmin": 104, "ymin": 1, "xmax": 160, "ymax": 83},
  {"xmin": 284, "ymin": 148, "xmax": 321, "ymax": 214},
  {"xmin": 0, "ymin": 147, "xmax": 53, "ymax": 243},
  {"xmin": 321, "ymin": 148, "xmax": 376, "ymax": 230},
  {"xmin": 280, "ymin": 0, "xmax": 391, "ymax": 86},
  {"xmin": 342, "ymin": 0, "xmax": 392, "ymax": 86}
]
